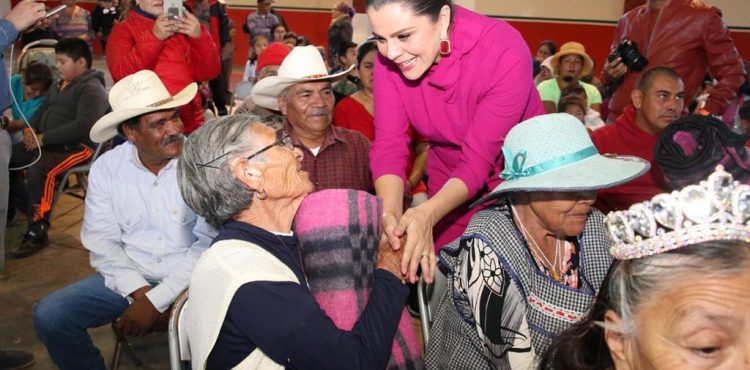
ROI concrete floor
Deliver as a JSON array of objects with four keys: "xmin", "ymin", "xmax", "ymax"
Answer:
[
  {"xmin": 0, "ymin": 57, "xmax": 174, "ymax": 370},
  {"xmin": 1, "ymin": 195, "xmax": 172, "ymax": 370}
]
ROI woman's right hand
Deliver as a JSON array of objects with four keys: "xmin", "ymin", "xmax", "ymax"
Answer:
[{"xmin": 152, "ymin": 13, "xmax": 177, "ymax": 41}]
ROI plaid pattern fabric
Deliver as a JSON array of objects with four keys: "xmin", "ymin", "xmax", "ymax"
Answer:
[
  {"xmin": 284, "ymin": 122, "xmax": 373, "ymax": 193},
  {"xmin": 294, "ymin": 189, "xmax": 424, "ymax": 370},
  {"xmin": 426, "ymin": 203, "xmax": 612, "ymax": 368}
]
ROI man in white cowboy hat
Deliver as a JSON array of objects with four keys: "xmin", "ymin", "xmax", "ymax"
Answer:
[
  {"xmin": 537, "ymin": 41, "xmax": 603, "ymax": 114},
  {"xmin": 32, "ymin": 70, "xmax": 215, "ymax": 370},
  {"xmin": 251, "ymin": 45, "xmax": 373, "ymax": 193}
]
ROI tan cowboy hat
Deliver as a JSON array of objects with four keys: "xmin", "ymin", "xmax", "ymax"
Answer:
[
  {"xmin": 90, "ymin": 70, "xmax": 197, "ymax": 143},
  {"xmin": 251, "ymin": 45, "xmax": 354, "ymax": 111},
  {"xmin": 550, "ymin": 41, "xmax": 594, "ymax": 77}
]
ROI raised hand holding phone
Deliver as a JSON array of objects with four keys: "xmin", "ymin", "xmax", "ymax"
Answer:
[
  {"xmin": 152, "ymin": 12, "xmax": 178, "ymax": 40},
  {"xmin": 175, "ymin": 10, "xmax": 201, "ymax": 39},
  {"xmin": 4, "ymin": 0, "xmax": 47, "ymax": 32}
]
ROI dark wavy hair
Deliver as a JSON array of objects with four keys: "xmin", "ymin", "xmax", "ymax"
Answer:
[
  {"xmin": 23, "ymin": 62, "xmax": 53, "ymax": 91},
  {"xmin": 366, "ymin": 0, "xmax": 453, "ymax": 22},
  {"xmin": 357, "ymin": 40, "xmax": 378, "ymax": 66}
]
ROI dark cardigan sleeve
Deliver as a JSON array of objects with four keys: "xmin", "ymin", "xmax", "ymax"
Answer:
[{"xmin": 215, "ymin": 269, "xmax": 408, "ymax": 370}]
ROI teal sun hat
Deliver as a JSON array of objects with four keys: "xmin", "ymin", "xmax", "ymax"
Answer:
[{"xmin": 473, "ymin": 113, "xmax": 650, "ymax": 206}]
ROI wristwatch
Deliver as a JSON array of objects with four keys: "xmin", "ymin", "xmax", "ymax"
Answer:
[{"xmin": 0, "ymin": 116, "xmax": 9, "ymax": 130}]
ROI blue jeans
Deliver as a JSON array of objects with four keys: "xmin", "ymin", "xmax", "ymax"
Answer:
[{"xmin": 33, "ymin": 274, "xmax": 130, "ymax": 370}]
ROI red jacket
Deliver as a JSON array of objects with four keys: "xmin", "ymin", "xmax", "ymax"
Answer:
[
  {"xmin": 605, "ymin": 0, "xmax": 746, "ymax": 119},
  {"xmin": 106, "ymin": 8, "xmax": 220, "ymax": 134},
  {"xmin": 590, "ymin": 106, "xmax": 668, "ymax": 214}
]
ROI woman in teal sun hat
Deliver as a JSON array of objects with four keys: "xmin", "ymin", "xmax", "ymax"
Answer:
[{"xmin": 425, "ymin": 113, "xmax": 650, "ymax": 369}]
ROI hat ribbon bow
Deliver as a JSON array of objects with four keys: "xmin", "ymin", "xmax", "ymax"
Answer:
[{"xmin": 500, "ymin": 146, "xmax": 598, "ymax": 181}]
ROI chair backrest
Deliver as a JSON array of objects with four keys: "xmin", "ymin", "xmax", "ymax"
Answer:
[
  {"xmin": 15, "ymin": 39, "xmax": 59, "ymax": 80},
  {"xmin": 416, "ymin": 267, "xmax": 448, "ymax": 348},
  {"xmin": 168, "ymin": 290, "xmax": 190, "ymax": 370}
]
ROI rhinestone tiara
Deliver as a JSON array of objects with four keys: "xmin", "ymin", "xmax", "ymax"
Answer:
[{"xmin": 606, "ymin": 166, "xmax": 750, "ymax": 260}]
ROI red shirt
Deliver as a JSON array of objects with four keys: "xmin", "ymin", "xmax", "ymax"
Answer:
[
  {"xmin": 590, "ymin": 105, "xmax": 668, "ymax": 213},
  {"xmin": 107, "ymin": 8, "xmax": 220, "ymax": 134},
  {"xmin": 334, "ymin": 96, "xmax": 375, "ymax": 140}
]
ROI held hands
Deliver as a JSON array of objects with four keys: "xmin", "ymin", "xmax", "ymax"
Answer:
[
  {"xmin": 4, "ymin": 0, "xmax": 47, "ymax": 34},
  {"xmin": 153, "ymin": 10, "xmax": 201, "ymax": 40},
  {"xmin": 116, "ymin": 286, "xmax": 161, "ymax": 337},
  {"xmin": 603, "ymin": 56, "xmax": 628, "ymax": 80},
  {"xmin": 376, "ymin": 236, "xmax": 404, "ymax": 283},
  {"xmin": 382, "ymin": 209, "xmax": 437, "ymax": 284}
]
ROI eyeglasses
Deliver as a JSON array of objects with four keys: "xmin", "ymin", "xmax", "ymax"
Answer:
[{"xmin": 196, "ymin": 131, "xmax": 294, "ymax": 170}]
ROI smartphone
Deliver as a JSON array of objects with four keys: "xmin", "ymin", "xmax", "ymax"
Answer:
[
  {"xmin": 162, "ymin": 0, "xmax": 182, "ymax": 19},
  {"xmin": 45, "ymin": 4, "xmax": 67, "ymax": 18}
]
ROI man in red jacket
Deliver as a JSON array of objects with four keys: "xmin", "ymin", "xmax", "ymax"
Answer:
[
  {"xmin": 602, "ymin": 0, "xmax": 745, "ymax": 122},
  {"xmin": 106, "ymin": 0, "xmax": 220, "ymax": 134},
  {"xmin": 591, "ymin": 66, "xmax": 685, "ymax": 213}
]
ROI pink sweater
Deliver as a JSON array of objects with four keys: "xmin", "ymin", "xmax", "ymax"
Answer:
[{"xmin": 371, "ymin": 6, "xmax": 543, "ymax": 248}]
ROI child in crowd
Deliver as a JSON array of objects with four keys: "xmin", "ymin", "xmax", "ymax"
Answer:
[
  {"xmin": 7, "ymin": 38, "xmax": 109, "ymax": 259},
  {"xmin": 558, "ymin": 96, "xmax": 587, "ymax": 125},
  {"xmin": 283, "ymin": 31, "xmax": 298, "ymax": 48},
  {"xmin": 243, "ymin": 34, "xmax": 269, "ymax": 82},
  {"xmin": 4, "ymin": 63, "xmax": 54, "ymax": 142},
  {"xmin": 91, "ymin": 0, "xmax": 118, "ymax": 52},
  {"xmin": 332, "ymin": 40, "xmax": 359, "ymax": 96},
  {"xmin": 560, "ymin": 83, "xmax": 605, "ymax": 131}
]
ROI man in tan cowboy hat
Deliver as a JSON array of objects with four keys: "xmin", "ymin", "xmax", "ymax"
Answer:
[
  {"xmin": 251, "ymin": 45, "xmax": 373, "ymax": 193},
  {"xmin": 32, "ymin": 70, "xmax": 215, "ymax": 370},
  {"xmin": 537, "ymin": 41, "xmax": 603, "ymax": 114}
]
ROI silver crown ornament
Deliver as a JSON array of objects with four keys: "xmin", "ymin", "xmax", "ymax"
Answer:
[{"xmin": 606, "ymin": 166, "xmax": 750, "ymax": 260}]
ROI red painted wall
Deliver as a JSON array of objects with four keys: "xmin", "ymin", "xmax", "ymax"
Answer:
[
  {"xmin": 15, "ymin": 2, "xmax": 750, "ymax": 77},
  {"xmin": 228, "ymin": 7, "xmax": 331, "ymax": 68}
]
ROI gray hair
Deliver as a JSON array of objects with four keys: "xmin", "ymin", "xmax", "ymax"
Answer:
[
  {"xmin": 604, "ymin": 241, "xmax": 750, "ymax": 335},
  {"xmin": 177, "ymin": 114, "xmax": 267, "ymax": 229},
  {"xmin": 540, "ymin": 240, "xmax": 750, "ymax": 370}
]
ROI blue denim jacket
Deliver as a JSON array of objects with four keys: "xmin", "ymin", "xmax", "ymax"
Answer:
[{"xmin": 0, "ymin": 19, "xmax": 19, "ymax": 111}]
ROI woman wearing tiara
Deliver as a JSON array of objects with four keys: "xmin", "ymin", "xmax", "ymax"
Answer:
[
  {"xmin": 540, "ymin": 165, "xmax": 750, "ymax": 370},
  {"xmin": 425, "ymin": 114, "xmax": 649, "ymax": 369}
]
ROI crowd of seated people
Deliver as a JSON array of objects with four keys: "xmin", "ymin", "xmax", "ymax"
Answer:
[{"xmin": 1, "ymin": 0, "xmax": 750, "ymax": 368}]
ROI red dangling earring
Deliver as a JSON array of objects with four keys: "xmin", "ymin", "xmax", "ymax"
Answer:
[{"xmin": 439, "ymin": 31, "xmax": 451, "ymax": 55}]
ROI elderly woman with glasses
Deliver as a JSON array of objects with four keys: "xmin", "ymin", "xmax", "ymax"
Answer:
[
  {"xmin": 540, "ymin": 166, "xmax": 750, "ymax": 370},
  {"xmin": 425, "ymin": 114, "xmax": 649, "ymax": 369},
  {"xmin": 177, "ymin": 115, "xmax": 409, "ymax": 370}
]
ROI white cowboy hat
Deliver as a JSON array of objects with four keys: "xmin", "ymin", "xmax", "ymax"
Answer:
[
  {"xmin": 473, "ymin": 113, "xmax": 650, "ymax": 207},
  {"xmin": 251, "ymin": 45, "xmax": 354, "ymax": 111},
  {"xmin": 90, "ymin": 70, "xmax": 197, "ymax": 143}
]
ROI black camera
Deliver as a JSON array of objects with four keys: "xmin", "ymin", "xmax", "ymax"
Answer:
[{"xmin": 608, "ymin": 38, "xmax": 648, "ymax": 72}]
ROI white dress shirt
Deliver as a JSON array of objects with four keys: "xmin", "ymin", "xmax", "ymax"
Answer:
[{"xmin": 81, "ymin": 141, "xmax": 215, "ymax": 312}]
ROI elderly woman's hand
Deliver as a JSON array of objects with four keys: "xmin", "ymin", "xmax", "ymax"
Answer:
[
  {"xmin": 152, "ymin": 13, "xmax": 177, "ymax": 40},
  {"xmin": 376, "ymin": 237, "xmax": 404, "ymax": 283},
  {"xmin": 176, "ymin": 10, "xmax": 202, "ymax": 39},
  {"xmin": 390, "ymin": 207, "xmax": 437, "ymax": 284}
]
